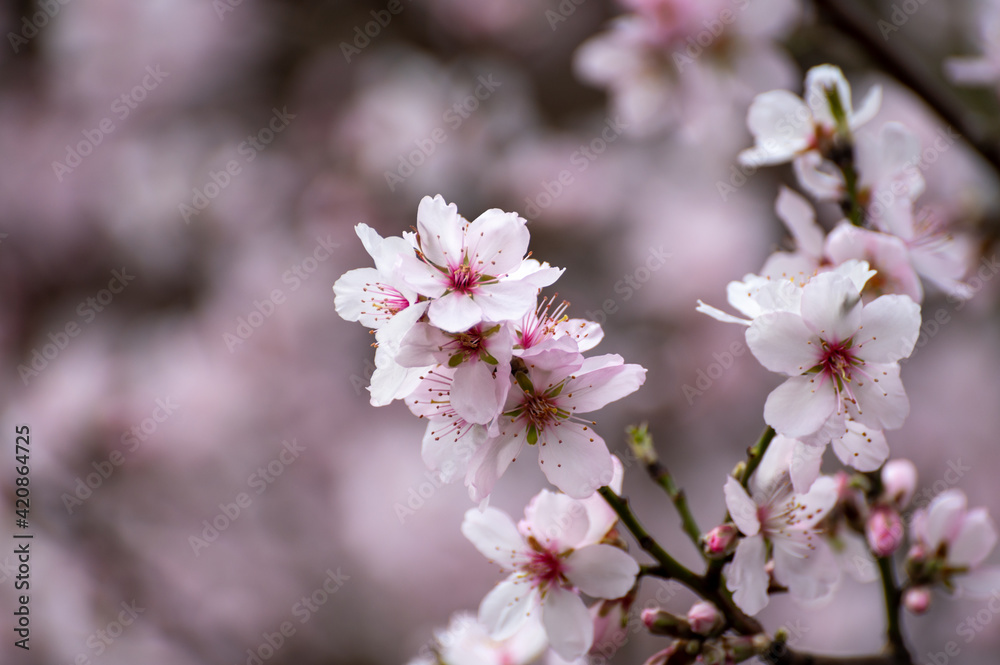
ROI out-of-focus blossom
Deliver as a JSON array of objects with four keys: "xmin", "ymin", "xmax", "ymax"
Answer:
[{"xmin": 406, "ymin": 611, "xmax": 548, "ymax": 665}]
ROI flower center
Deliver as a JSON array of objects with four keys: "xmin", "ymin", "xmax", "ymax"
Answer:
[
  {"xmin": 449, "ymin": 264, "xmax": 479, "ymax": 294},
  {"xmin": 524, "ymin": 546, "xmax": 566, "ymax": 589}
]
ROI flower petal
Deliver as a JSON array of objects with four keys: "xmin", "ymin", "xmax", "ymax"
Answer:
[
  {"xmin": 746, "ymin": 311, "xmax": 820, "ymax": 375},
  {"xmin": 466, "ymin": 208, "xmax": 530, "ymax": 276},
  {"xmin": 925, "ymin": 490, "xmax": 968, "ymax": 551},
  {"xmin": 727, "ymin": 535, "xmax": 770, "ymax": 615},
  {"xmin": 520, "ymin": 490, "xmax": 590, "ymax": 551},
  {"xmin": 949, "ymin": 508, "xmax": 998, "ymax": 569},
  {"xmin": 846, "ymin": 362, "xmax": 909, "ymax": 431},
  {"xmin": 417, "ymin": 195, "xmax": 465, "ymax": 268},
  {"xmin": 799, "ymin": 272, "xmax": 862, "ymax": 344},
  {"xmin": 725, "ymin": 476, "xmax": 760, "ymax": 537},
  {"xmin": 430, "ymin": 291, "xmax": 484, "ymax": 334},
  {"xmin": 542, "ymin": 586, "xmax": 593, "ymax": 661},
  {"xmin": 537, "ymin": 424, "xmax": 614, "ymax": 499},
  {"xmin": 830, "ymin": 420, "xmax": 889, "ymax": 472},
  {"xmin": 773, "ymin": 539, "xmax": 839, "ymax": 604},
  {"xmin": 474, "ymin": 280, "xmax": 539, "ymax": 325},
  {"xmin": 480, "ymin": 576, "xmax": 537, "ymax": 641},
  {"xmin": 763, "ymin": 374, "xmax": 837, "ymax": 439},
  {"xmin": 466, "ymin": 426, "xmax": 527, "ymax": 502},
  {"xmin": 462, "ymin": 506, "xmax": 528, "ymax": 570},
  {"xmin": 742, "ymin": 90, "xmax": 813, "ymax": 165},
  {"xmin": 853, "ymin": 295, "xmax": 921, "ymax": 363},
  {"xmin": 776, "ymin": 186, "xmax": 825, "ymax": 259},
  {"xmin": 565, "ymin": 544, "xmax": 639, "ymax": 599}
]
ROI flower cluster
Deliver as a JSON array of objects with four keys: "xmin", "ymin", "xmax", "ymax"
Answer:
[{"xmin": 334, "ymin": 195, "xmax": 646, "ymax": 501}]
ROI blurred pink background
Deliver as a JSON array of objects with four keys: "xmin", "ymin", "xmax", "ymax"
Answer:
[{"xmin": 1, "ymin": 0, "xmax": 999, "ymax": 663}]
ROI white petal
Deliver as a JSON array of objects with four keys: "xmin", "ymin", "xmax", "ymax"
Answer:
[
  {"xmin": 790, "ymin": 440, "xmax": 825, "ymax": 494},
  {"xmin": 763, "ymin": 375, "xmax": 837, "ymax": 439},
  {"xmin": 727, "ymin": 535, "xmax": 770, "ymax": 615},
  {"xmin": 466, "ymin": 426, "xmax": 527, "ymax": 502},
  {"xmin": 429, "ymin": 291, "xmax": 484, "ymax": 333},
  {"xmin": 796, "ymin": 476, "xmax": 839, "ymax": 529},
  {"xmin": 949, "ymin": 508, "xmax": 998, "ymax": 569},
  {"xmin": 695, "ymin": 300, "xmax": 751, "ymax": 326},
  {"xmin": 417, "ymin": 195, "xmax": 465, "ymax": 268},
  {"xmin": 834, "ymin": 531, "xmax": 879, "ymax": 583},
  {"xmin": 830, "ymin": 421, "xmax": 889, "ymax": 472},
  {"xmin": 480, "ymin": 577, "xmax": 537, "ymax": 641},
  {"xmin": 462, "ymin": 507, "xmax": 528, "ymax": 570},
  {"xmin": 542, "ymin": 587, "xmax": 593, "ymax": 662},
  {"xmin": 725, "ymin": 476, "xmax": 761, "ymax": 537},
  {"xmin": 954, "ymin": 566, "xmax": 1000, "ymax": 598},
  {"xmin": 776, "ymin": 186, "xmax": 825, "ymax": 258},
  {"xmin": 746, "ymin": 311, "xmax": 820, "ymax": 375},
  {"xmin": 773, "ymin": 539, "xmax": 840, "ymax": 604},
  {"xmin": 452, "ymin": 362, "xmax": 504, "ymax": 425},
  {"xmin": 578, "ymin": 456, "xmax": 624, "ymax": 546},
  {"xmin": 421, "ymin": 421, "xmax": 484, "ymax": 483},
  {"xmin": 799, "ymin": 272, "xmax": 863, "ymax": 344},
  {"xmin": 846, "ymin": 362, "xmax": 909, "ymax": 431},
  {"xmin": 854, "ymin": 295, "xmax": 921, "ymax": 363},
  {"xmin": 333, "ymin": 268, "xmax": 387, "ymax": 327},
  {"xmin": 474, "ymin": 280, "xmax": 541, "ymax": 326},
  {"xmin": 466, "ymin": 209, "xmax": 530, "ymax": 276},
  {"xmin": 850, "ymin": 85, "xmax": 882, "ymax": 129},
  {"xmin": 564, "ymin": 545, "xmax": 639, "ymax": 599},
  {"xmin": 804, "ymin": 64, "xmax": 851, "ymax": 130},
  {"xmin": 743, "ymin": 90, "xmax": 813, "ymax": 164},
  {"xmin": 925, "ymin": 490, "xmax": 968, "ymax": 550},
  {"xmin": 793, "ymin": 152, "xmax": 845, "ymax": 201},
  {"xmin": 520, "ymin": 490, "xmax": 591, "ymax": 551},
  {"xmin": 537, "ymin": 424, "xmax": 614, "ymax": 500},
  {"xmin": 561, "ymin": 361, "xmax": 647, "ymax": 414}
]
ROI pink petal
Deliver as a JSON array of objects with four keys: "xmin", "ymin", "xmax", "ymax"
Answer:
[
  {"xmin": 466, "ymin": 427, "xmax": 527, "ymax": 502},
  {"xmin": 830, "ymin": 421, "xmax": 889, "ymax": 472},
  {"xmin": 452, "ymin": 362, "xmax": 504, "ymax": 425},
  {"xmin": 537, "ymin": 424, "xmax": 613, "ymax": 499},
  {"xmin": 742, "ymin": 90, "xmax": 813, "ymax": 165},
  {"xmin": 725, "ymin": 476, "xmax": 761, "ymax": 537},
  {"xmin": 561, "ymin": 360, "xmax": 647, "ymax": 414},
  {"xmin": 763, "ymin": 374, "xmax": 837, "ymax": 439},
  {"xmin": 854, "ymin": 295, "xmax": 921, "ymax": 363},
  {"xmin": 727, "ymin": 534, "xmax": 770, "ymax": 615},
  {"xmin": 776, "ymin": 186, "xmax": 825, "ymax": 259},
  {"xmin": 949, "ymin": 508, "xmax": 998, "ymax": 569},
  {"xmin": 772, "ymin": 539, "xmax": 839, "ymax": 604},
  {"xmin": 462, "ymin": 507, "xmax": 529, "ymax": 569},
  {"xmin": 474, "ymin": 280, "xmax": 540, "ymax": 325},
  {"xmin": 846, "ymin": 362, "xmax": 909, "ymax": 431},
  {"xmin": 429, "ymin": 291, "xmax": 484, "ymax": 334},
  {"xmin": 333, "ymin": 267, "xmax": 384, "ymax": 327},
  {"xmin": 519, "ymin": 490, "xmax": 590, "ymax": 550},
  {"xmin": 790, "ymin": 440, "xmax": 825, "ymax": 495},
  {"xmin": 747, "ymin": 311, "xmax": 819, "ymax": 375},
  {"xmin": 542, "ymin": 586, "xmax": 593, "ymax": 661},
  {"xmin": 925, "ymin": 490, "xmax": 968, "ymax": 550},
  {"xmin": 579, "ymin": 456, "xmax": 624, "ymax": 546},
  {"xmin": 564, "ymin": 544, "xmax": 639, "ymax": 599},
  {"xmin": 796, "ymin": 476, "xmax": 839, "ymax": 529}
]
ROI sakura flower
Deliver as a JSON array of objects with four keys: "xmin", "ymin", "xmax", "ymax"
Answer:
[
  {"xmin": 333, "ymin": 223, "xmax": 419, "ymax": 329},
  {"xmin": 738, "ymin": 64, "xmax": 881, "ymax": 174},
  {"xmin": 907, "ymin": 489, "xmax": 1000, "ymax": 597},
  {"xmin": 462, "ymin": 490, "xmax": 640, "ymax": 660},
  {"xmin": 410, "ymin": 611, "xmax": 548, "ymax": 665},
  {"xmin": 723, "ymin": 438, "xmax": 840, "ymax": 615},
  {"xmin": 465, "ymin": 351, "xmax": 646, "ymax": 500},
  {"xmin": 515, "ymin": 295, "xmax": 604, "ymax": 356},
  {"xmin": 400, "ymin": 195, "xmax": 561, "ymax": 334},
  {"xmin": 746, "ymin": 270, "xmax": 921, "ymax": 439},
  {"xmin": 397, "ymin": 321, "xmax": 514, "ymax": 425}
]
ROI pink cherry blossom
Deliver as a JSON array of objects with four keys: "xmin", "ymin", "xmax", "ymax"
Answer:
[
  {"xmin": 333, "ymin": 223, "xmax": 419, "ymax": 329},
  {"xmin": 461, "ymin": 490, "xmax": 639, "ymax": 661},
  {"xmin": 400, "ymin": 195, "xmax": 560, "ymax": 334},
  {"xmin": 747, "ymin": 270, "xmax": 921, "ymax": 439},
  {"xmin": 407, "ymin": 611, "xmax": 548, "ymax": 665},
  {"xmin": 465, "ymin": 351, "xmax": 646, "ymax": 500}
]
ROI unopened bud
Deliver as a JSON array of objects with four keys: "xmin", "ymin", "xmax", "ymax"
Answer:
[
  {"xmin": 642, "ymin": 642, "xmax": 697, "ymax": 665},
  {"xmin": 627, "ymin": 423, "xmax": 657, "ymax": 465},
  {"xmin": 703, "ymin": 524, "xmax": 739, "ymax": 558},
  {"xmin": 881, "ymin": 459, "xmax": 917, "ymax": 509},
  {"xmin": 903, "ymin": 586, "xmax": 932, "ymax": 615},
  {"xmin": 686, "ymin": 601, "xmax": 723, "ymax": 636},
  {"xmin": 642, "ymin": 608, "xmax": 694, "ymax": 638},
  {"xmin": 866, "ymin": 505, "xmax": 904, "ymax": 557},
  {"xmin": 725, "ymin": 634, "xmax": 769, "ymax": 661}
]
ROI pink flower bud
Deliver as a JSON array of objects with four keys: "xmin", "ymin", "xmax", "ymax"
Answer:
[
  {"xmin": 881, "ymin": 459, "xmax": 917, "ymax": 509},
  {"xmin": 642, "ymin": 608, "xmax": 692, "ymax": 637},
  {"xmin": 904, "ymin": 586, "xmax": 932, "ymax": 614},
  {"xmin": 685, "ymin": 601, "xmax": 723, "ymax": 636},
  {"xmin": 703, "ymin": 524, "xmax": 739, "ymax": 558},
  {"xmin": 866, "ymin": 505, "xmax": 904, "ymax": 557}
]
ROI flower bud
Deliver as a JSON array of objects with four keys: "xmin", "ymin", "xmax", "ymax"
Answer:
[
  {"xmin": 642, "ymin": 608, "xmax": 693, "ymax": 638},
  {"xmin": 703, "ymin": 524, "xmax": 739, "ymax": 558},
  {"xmin": 686, "ymin": 601, "xmax": 723, "ymax": 636},
  {"xmin": 904, "ymin": 586, "xmax": 932, "ymax": 615},
  {"xmin": 642, "ymin": 642, "xmax": 697, "ymax": 665},
  {"xmin": 866, "ymin": 505, "xmax": 904, "ymax": 557},
  {"xmin": 881, "ymin": 459, "xmax": 917, "ymax": 509}
]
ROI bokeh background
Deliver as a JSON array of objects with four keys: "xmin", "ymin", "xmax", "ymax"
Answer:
[{"xmin": 2, "ymin": 0, "xmax": 1000, "ymax": 663}]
